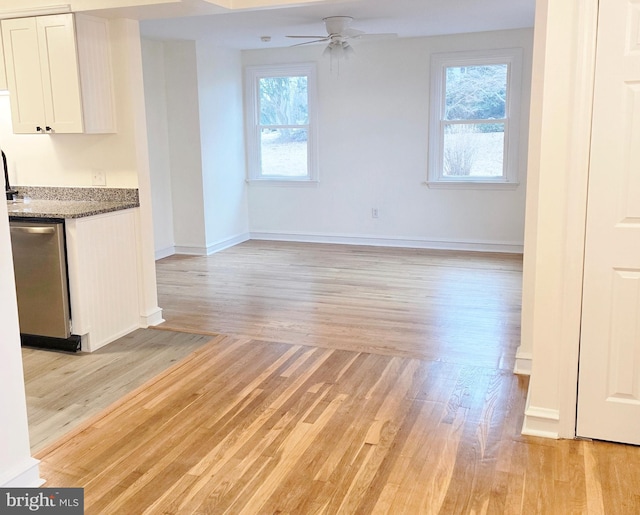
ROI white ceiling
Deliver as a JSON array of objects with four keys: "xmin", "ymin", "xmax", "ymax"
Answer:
[{"xmin": 88, "ymin": 0, "xmax": 535, "ymax": 50}]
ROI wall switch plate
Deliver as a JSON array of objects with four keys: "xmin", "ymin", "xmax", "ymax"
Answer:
[{"xmin": 92, "ymin": 169, "xmax": 106, "ymax": 186}]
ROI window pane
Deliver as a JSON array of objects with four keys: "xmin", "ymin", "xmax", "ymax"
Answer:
[
  {"xmin": 443, "ymin": 123, "xmax": 504, "ymax": 178},
  {"xmin": 259, "ymin": 76, "xmax": 308, "ymax": 125},
  {"xmin": 260, "ymin": 128, "xmax": 308, "ymax": 177},
  {"xmin": 444, "ymin": 64, "xmax": 507, "ymax": 121}
]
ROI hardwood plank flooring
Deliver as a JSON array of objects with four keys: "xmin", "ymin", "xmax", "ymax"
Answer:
[
  {"xmin": 156, "ymin": 241, "xmax": 523, "ymax": 370},
  {"xmin": 36, "ymin": 336, "xmax": 640, "ymax": 514},
  {"xmin": 23, "ymin": 328, "xmax": 213, "ymax": 453},
  {"xmin": 33, "ymin": 242, "xmax": 640, "ymax": 513}
]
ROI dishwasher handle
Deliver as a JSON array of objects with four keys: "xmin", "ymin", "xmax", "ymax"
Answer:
[{"xmin": 10, "ymin": 226, "xmax": 56, "ymax": 235}]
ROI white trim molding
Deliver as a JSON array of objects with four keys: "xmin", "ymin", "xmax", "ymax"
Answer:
[
  {"xmin": 0, "ymin": 458, "xmax": 43, "ymax": 488},
  {"xmin": 155, "ymin": 246, "xmax": 176, "ymax": 260},
  {"xmin": 140, "ymin": 307, "xmax": 164, "ymax": 328},
  {"xmin": 513, "ymin": 347, "xmax": 532, "ymax": 375},
  {"xmin": 522, "ymin": 391, "xmax": 561, "ymax": 439},
  {"xmin": 173, "ymin": 233, "xmax": 250, "ymax": 256},
  {"xmin": 250, "ymin": 232, "xmax": 523, "ymax": 254},
  {"xmin": 0, "ymin": 5, "xmax": 70, "ymax": 19},
  {"xmin": 428, "ymin": 47, "xmax": 524, "ymax": 188},
  {"xmin": 244, "ymin": 62, "xmax": 319, "ymax": 183},
  {"xmin": 174, "ymin": 245, "xmax": 208, "ymax": 256},
  {"xmin": 206, "ymin": 233, "xmax": 250, "ymax": 255},
  {"xmin": 520, "ymin": 0, "xmax": 599, "ymax": 441}
]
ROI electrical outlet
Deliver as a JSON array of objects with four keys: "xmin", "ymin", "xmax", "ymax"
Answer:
[
  {"xmin": 92, "ymin": 169, "xmax": 106, "ymax": 186},
  {"xmin": 372, "ymin": 208, "xmax": 379, "ymax": 219}
]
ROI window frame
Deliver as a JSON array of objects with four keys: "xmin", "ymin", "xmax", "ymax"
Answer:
[
  {"xmin": 244, "ymin": 62, "xmax": 319, "ymax": 183},
  {"xmin": 427, "ymin": 48, "xmax": 523, "ymax": 189}
]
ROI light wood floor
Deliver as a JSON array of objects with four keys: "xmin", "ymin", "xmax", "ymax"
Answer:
[
  {"xmin": 34, "ymin": 242, "xmax": 640, "ymax": 513},
  {"xmin": 156, "ymin": 241, "xmax": 523, "ymax": 370},
  {"xmin": 23, "ymin": 328, "xmax": 213, "ymax": 453}
]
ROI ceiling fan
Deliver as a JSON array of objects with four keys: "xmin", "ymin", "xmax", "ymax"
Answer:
[{"xmin": 287, "ymin": 16, "xmax": 395, "ymax": 59}]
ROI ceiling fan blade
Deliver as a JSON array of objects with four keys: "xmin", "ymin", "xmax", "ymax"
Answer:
[
  {"xmin": 286, "ymin": 35, "xmax": 329, "ymax": 39},
  {"xmin": 342, "ymin": 28, "xmax": 365, "ymax": 38},
  {"xmin": 290, "ymin": 38, "xmax": 329, "ymax": 47},
  {"xmin": 353, "ymin": 33, "xmax": 398, "ymax": 40}
]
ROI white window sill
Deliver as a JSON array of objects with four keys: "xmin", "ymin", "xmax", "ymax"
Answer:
[
  {"xmin": 424, "ymin": 180, "xmax": 520, "ymax": 191},
  {"xmin": 246, "ymin": 178, "xmax": 319, "ymax": 187}
]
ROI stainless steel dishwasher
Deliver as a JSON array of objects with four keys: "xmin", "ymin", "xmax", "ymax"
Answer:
[{"xmin": 9, "ymin": 219, "xmax": 80, "ymax": 351}]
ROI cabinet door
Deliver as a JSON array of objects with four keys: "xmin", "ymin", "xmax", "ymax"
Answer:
[
  {"xmin": 1, "ymin": 17, "xmax": 47, "ymax": 134},
  {"xmin": 37, "ymin": 14, "xmax": 83, "ymax": 133},
  {"xmin": 0, "ymin": 29, "xmax": 7, "ymax": 91}
]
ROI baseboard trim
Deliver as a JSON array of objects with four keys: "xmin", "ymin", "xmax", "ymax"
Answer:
[
  {"xmin": 173, "ymin": 245, "xmax": 207, "ymax": 256},
  {"xmin": 155, "ymin": 246, "xmax": 175, "ymax": 260},
  {"xmin": 206, "ymin": 233, "xmax": 251, "ymax": 255},
  {"xmin": 140, "ymin": 308, "xmax": 164, "ymax": 328},
  {"xmin": 513, "ymin": 348, "xmax": 532, "ymax": 376},
  {"xmin": 522, "ymin": 402, "xmax": 561, "ymax": 439},
  {"xmin": 249, "ymin": 232, "xmax": 524, "ymax": 254},
  {"xmin": 0, "ymin": 458, "xmax": 44, "ymax": 487},
  {"xmin": 82, "ymin": 324, "xmax": 139, "ymax": 353},
  {"xmin": 173, "ymin": 233, "xmax": 251, "ymax": 257}
]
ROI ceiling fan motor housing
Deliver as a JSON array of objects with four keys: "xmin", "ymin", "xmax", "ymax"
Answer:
[{"xmin": 323, "ymin": 16, "xmax": 353, "ymax": 35}]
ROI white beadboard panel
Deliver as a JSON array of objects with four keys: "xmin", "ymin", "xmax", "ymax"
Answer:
[
  {"xmin": 75, "ymin": 14, "xmax": 116, "ymax": 134},
  {"xmin": 66, "ymin": 209, "xmax": 140, "ymax": 352}
]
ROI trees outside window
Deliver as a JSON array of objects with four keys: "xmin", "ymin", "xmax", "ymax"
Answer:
[
  {"xmin": 428, "ymin": 49, "xmax": 523, "ymax": 188},
  {"xmin": 245, "ymin": 63, "xmax": 318, "ymax": 182}
]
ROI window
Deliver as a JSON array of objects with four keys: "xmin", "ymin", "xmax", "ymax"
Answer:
[
  {"xmin": 245, "ymin": 63, "xmax": 318, "ymax": 182},
  {"xmin": 428, "ymin": 48, "xmax": 523, "ymax": 188}
]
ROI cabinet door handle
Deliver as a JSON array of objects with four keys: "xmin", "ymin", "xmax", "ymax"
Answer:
[
  {"xmin": 45, "ymin": 126, "xmax": 52, "ymax": 132},
  {"xmin": 36, "ymin": 126, "xmax": 42, "ymax": 132}
]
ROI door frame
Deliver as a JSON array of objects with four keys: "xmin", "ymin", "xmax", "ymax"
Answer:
[{"xmin": 520, "ymin": 0, "xmax": 599, "ymax": 439}]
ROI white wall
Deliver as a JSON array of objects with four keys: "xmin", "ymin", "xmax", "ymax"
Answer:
[
  {"xmin": 141, "ymin": 38, "xmax": 175, "ymax": 257},
  {"xmin": 142, "ymin": 38, "xmax": 249, "ymax": 256},
  {"xmin": 0, "ymin": 200, "xmax": 41, "ymax": 487},
  {"xmin": 243, "ymin": 29, "xmax": 533, "ymax": 252},
  {"xmin": 196, "ymin": 41, "xmax": 249, "ymax": 251}
]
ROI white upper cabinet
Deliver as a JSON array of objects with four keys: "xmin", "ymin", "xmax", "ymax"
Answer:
[
  {"xmin": 0, "ymin": 29, "xmax": 7, "ymax": 91},
  {"xmin": 1, "ymin": 14, "xmax": 115, "ymax": 134}
]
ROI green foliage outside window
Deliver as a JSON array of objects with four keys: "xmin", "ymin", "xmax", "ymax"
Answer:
[
  {"xmin": 259, "ymin": 76, "xmax": 308, "ymax": 142},
  {"xmin": 445, "ymin": 64, "xmax": 507, "ymax": 132}
]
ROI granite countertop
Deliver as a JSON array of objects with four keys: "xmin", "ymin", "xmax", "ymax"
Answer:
[{"xmin": 6, "ymin": 186, "xmax": 139, "ymax": 219}]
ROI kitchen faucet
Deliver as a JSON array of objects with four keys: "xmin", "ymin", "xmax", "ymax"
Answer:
[{"xmin": 3, "ymin": 150, "xmax": 18, "ymax": 200}]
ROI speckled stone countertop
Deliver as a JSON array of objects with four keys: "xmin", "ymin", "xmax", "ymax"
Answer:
[{"xmin": 7, "ymin": 187, "xmax": 139, "ymax": 219}]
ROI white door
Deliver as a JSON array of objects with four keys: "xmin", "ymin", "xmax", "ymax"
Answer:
[{"xmin": 577, "ymin": 0, "xmax": 640, "ymax": 444}]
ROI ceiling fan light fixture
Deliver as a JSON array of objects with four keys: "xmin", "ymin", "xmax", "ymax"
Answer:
[{"xmin": 323, "ymin": 40, "xmax": 353, "ymax": 60}]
